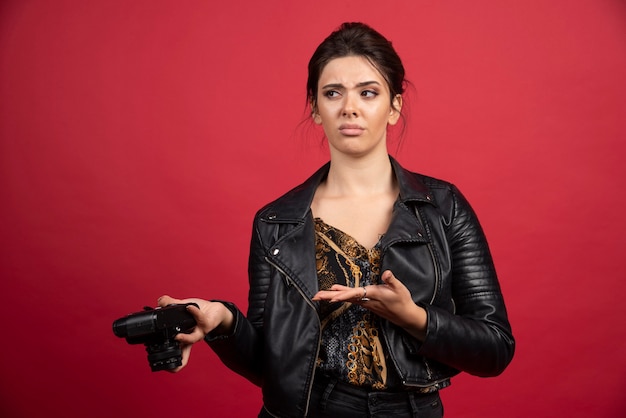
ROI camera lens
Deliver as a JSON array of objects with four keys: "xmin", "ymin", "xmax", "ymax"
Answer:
[
  {"xmin": 146, "ymin": 340, "xmax": 183, "ymax": 372},
  {"xmin": 112, "ymin": 311, "xmax": 157, "ymax": 338}
]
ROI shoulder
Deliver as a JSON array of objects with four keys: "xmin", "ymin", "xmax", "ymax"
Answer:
[
  {"xmin": 392, "ymin": 158, "xmax": 461, "ymax": 205},
  {"xmin": 393, "ymin": 160, "xmax": 474, "ymax": 223},
  {"xmin": 413, "ymin": 171, "xmax": 456, "ymax": 192},
  {"xmin": 253, "ymin": 162, "xmax": 331, "ymax": 222}
]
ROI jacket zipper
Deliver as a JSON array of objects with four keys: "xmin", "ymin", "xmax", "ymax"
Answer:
[
  {"xmin": 424, "ymin": 243, "xmax": 440, "ymax": 305},
  {"xmin": 265, "ymin": 256, "xmax": 322, "ymax": 417},
  {"xmin": 387, "ymin": 206, "xmax": 443, "ymax": 389},
  {"xmin": 378, "ymin": 234, "xmax": 447, "ymax": 390},
  {"xmin": 414, "ymin": 207, "xmax": 440, "ymax": 305}
]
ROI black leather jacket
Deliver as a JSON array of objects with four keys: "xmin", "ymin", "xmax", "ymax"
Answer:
[{"xmin": 207, "ymin": 157, "xmax": 514, "ymax": 417}]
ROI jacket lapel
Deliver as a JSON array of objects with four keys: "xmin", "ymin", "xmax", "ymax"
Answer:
[
  {"xmin": 260, "ymin": 163, "xmax": 329, "ymax": 298},
  {"xmin": 261, "ymin": 157, "xmax": 436, "ymax": 296},
  {"xmin": 380, "ymin": 158, "xmax": 435, "ymax": 249}
]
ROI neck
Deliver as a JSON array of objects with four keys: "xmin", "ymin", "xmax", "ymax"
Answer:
[{"xmin": 324, "ymin": 152, "xmax": 395, "ymax": 197}]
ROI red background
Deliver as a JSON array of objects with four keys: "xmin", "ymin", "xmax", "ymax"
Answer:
[{"xmin": 1, "ymin": 1, "xmax": 625, "ymax": 417}]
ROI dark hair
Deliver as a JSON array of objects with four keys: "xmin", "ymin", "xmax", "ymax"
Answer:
[{"xmin": 307, "ymin": 22, "xmax": 406, "ymax": 113}]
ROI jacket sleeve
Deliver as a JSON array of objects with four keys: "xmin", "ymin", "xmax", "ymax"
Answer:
[
  {"xmin": 204, "ymin": 217, "xmax": 268, "ymax": 386},
  {"xmin": 417, "ymin": 185, "xmax": 515, "ymax": 377}
]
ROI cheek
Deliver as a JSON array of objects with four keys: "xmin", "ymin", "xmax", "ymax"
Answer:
[
  {"xmin": 318, "ymin": 103, "xmax": 339, "ymax": 119},
  {"xmin": 372, "ymin": 107, "xmax": 393, "ymax": 127}
]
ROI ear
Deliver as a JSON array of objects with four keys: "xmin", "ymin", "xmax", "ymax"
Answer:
[
  {"xmin": 310, "ymin": 100, "xmax": 322, "ymax": 125},
  {"xmin": 388, "ymin": 94, "xmax": 403, "ymax": 126}
]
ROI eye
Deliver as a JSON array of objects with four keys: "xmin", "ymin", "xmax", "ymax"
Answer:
[
  {"xmin": 323, "ymin": 90, "xmax": 340, "ymax": 98},
  {"xmin": 361, "ymin": 90, "xmax": 379, "ymax": 98}
]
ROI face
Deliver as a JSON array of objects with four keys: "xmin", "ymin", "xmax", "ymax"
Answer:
[{"xmin": 312, "ymin": 55, "xmax": 402, "ymax": 159}]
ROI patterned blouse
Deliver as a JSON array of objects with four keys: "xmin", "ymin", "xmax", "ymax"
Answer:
[{"xmin": 314, "ymin": 218, "xmax": 392, "ymax": 390}]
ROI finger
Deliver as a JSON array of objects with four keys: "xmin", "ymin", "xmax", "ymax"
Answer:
[
  {"xmin": 186, "ymin": 305, "xmax": 215, "ymax": 335},
  {"xmin": 175, "ymin": 328, "xmax": 205, "ymax": 344},
  {"xmin": 181, "ymin": 343, "xmax": 191, "ymax": 367},
  {"xmin": 157, "ymin": 295, "xmax": 182, "ymax": 307},
  {"xmin": 312, "ymin": 290, "xmax": 352, "ymax": 303},
  {"xmin": 174, "ymin": 306, "xmax": 212, "ymax": 341},
  {"xmin": 186, "ymin": 304, "xmax": 207, "ymax": 323},
  {"xmin": 329, "ymin": 284, "xmax": 351, "ymax": 291},
  {"xmin": 329, "ymin": 287, "xmax": 364, "ymax": 302},
  {"xmin": 168, "ymin": 344, "xmax": 192, "ymax": 373},
  {"xmin": 329, "ymin": 287, "xmax": 365, "ymax": 302},
  {"xmin": 381, "ymin": 270, "xmax": 397, "ymax": 286},
  {"xmin": 312, "ymin": 290, "xmax": 340, "ymax": 301}
]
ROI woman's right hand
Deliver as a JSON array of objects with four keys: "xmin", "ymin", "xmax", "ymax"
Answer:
[{"xmin": 157, "ymin": 295, "xmax": 235, "ymax": 372}]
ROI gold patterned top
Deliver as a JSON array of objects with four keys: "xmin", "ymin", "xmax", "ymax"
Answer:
[{"xmin": 314, "ymin": 218, "xmax": 389, "ymax": 390}]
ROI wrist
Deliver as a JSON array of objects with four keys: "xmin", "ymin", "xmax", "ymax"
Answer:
[
  {"xmin": 214, "ymin": 303, "xmax": 235, "ymax": 334},
  {"xmin": 398, "ymin": 303, "xmax": 427, "ymax": 341},
  {"xmin": 204, "ymin": 300, "xmax": 237, "ymax": 342}
]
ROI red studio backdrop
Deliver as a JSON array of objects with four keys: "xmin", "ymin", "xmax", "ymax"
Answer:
[{"xmin": 1, "ymin": 1, "xmax": 625, "ymax": 417}]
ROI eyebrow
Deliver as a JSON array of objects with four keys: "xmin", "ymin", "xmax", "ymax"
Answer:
[{"xmin": 321, "ymin": 80, "xmax": 382, "ymax": 90}]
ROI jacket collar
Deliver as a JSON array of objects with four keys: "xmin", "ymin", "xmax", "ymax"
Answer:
[
  {"xmin": 264, "ymin": 156, "xmax": 434, "ymax": 222},
  {"xmin": 391, "ymin": 157, "xmax": 435, "ymax": 205}
]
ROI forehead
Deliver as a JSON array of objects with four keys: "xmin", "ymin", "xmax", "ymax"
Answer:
[{"xmin": 318, "ymin": 55, "xmax": 388, "ymax": 87}]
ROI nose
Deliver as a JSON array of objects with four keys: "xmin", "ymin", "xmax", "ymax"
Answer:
[{"xmin": 341, "ymin": 93, "xmax": 358, "ymax": 117}]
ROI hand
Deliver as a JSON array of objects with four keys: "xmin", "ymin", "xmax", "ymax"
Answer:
[
  {"xmin": 156, "ymin": 295, "xmax": 234, "ymax": 372},
  {"xmin": 312, "ymin": 270, "xmax": 427, "ymax": 340}
]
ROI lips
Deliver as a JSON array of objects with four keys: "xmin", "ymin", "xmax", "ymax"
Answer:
[{"xmin": 338, "ymin": 123, "xmax": 365, "ymax": 136}]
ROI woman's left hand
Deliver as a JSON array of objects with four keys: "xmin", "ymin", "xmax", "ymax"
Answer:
[{"xmin": 312, "ymin": 270, "xmax": 427, "ymax": 340}]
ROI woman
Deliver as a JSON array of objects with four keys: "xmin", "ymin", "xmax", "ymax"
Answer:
[{"xmin": 158, "ymin": 22, "xmax": 515, "ymax": 417}]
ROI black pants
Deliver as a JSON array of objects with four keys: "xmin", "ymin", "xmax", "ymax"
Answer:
[
  {"xmin": 309, "ymin": 374, "xmax": 443, "ymax": 418},
  {"xmin": 259, "ymin": 375, "xmax": 444, "ymax": 417}
]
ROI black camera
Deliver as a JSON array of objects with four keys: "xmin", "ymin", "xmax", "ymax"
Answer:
[{"xmin": 112, "ymin": 303, "xmax": 198, "ymax": 372}]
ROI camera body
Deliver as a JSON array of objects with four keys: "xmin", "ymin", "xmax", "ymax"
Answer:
[{"xmin": 112, "ymin": 303, "xmax": 198, "ymax": 372}]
